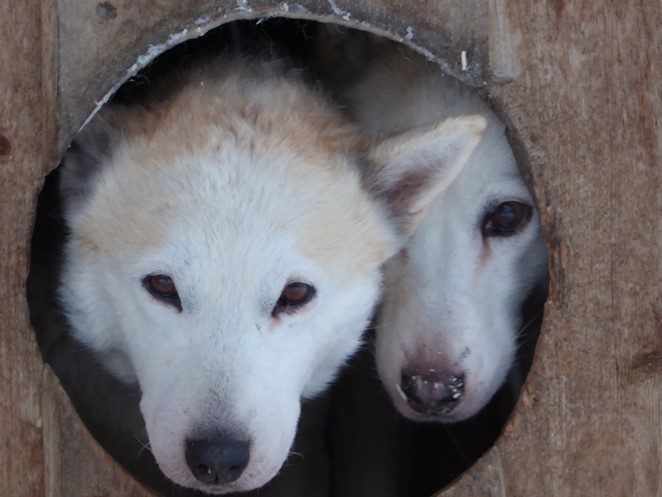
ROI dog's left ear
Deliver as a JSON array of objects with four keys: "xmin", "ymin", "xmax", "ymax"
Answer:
[{"xmin": 364, "ymin": 115, "xmax": 486, "ymax": 247}]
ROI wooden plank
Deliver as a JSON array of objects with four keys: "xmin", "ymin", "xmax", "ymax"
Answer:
[
  {"xmin": 2, "ymin": 0, "xmax": 658, "ymax": 495},
  {"xmin": 442, "ymin": 1, "xmax": 660, "ymax": 495},
  {"xmin": 41, "ymin": 367, "xmax": 156, "ymax": 497},
  {"xmin": 54, "ymin": 0, "xmax": 488, "ymax": 151},
  {"xmin": 0, "ymin": 0, "xmax": 57, "ymax": 496}
]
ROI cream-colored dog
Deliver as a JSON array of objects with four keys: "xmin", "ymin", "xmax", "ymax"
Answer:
[
  {"xmin": 59, "ymin": 54, "xmax": 484, "ymax": 493},
  {"xmin": 340, "ymin": 45, "xmax": 548, "ymax": 423}
]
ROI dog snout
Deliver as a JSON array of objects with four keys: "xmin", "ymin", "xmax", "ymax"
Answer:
[
  {"xmin": 185, "ymin": 434, "xmax": 250, "ymax": 485},
  {"xmin": 399, "ymin": 370, "xmax": 465, "ymax": 416}
]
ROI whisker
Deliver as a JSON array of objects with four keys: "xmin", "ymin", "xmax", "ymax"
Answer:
[
  {"xmin": 516, "ymin": 313, "xmax": 542, "ymax": 338},
  {"xmin": 134, "ymin": 435, "xmax": 152, "ymax": 460},
  {"xmin": 288, "ymin": 450, "xmax": 304, "ymax": 459}
]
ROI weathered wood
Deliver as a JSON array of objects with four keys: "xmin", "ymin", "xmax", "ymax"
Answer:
[
  {"xmin": 442, "ymin": 1, "xmax": 661, "ymax": 495},
  {"xmin": 1, "ymin": 0, "xmax": 659, "ymax": 496},
  {"xmin": 55, "ymin": 0, "xmax": 487, "ymax": 151},
  {"xmin": 0, "ymin": 1, "xmax": 57, "ymax": 496},
  {"xmin": 41, "ymin": 367, "xmax": 156, "ymax": 497}
]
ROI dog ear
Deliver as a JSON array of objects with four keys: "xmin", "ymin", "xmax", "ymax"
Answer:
[
  {"xmin": 60, "ymin": 107, "xmax": 124, "ymax": 221},
  {"xmin": 364, "ymin": 115, "xmax": 486, "ymax": 243}
]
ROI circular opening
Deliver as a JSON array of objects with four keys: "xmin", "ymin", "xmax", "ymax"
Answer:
[{"xmin": 28, "ymin": 18, "xmax": 548, "ymax": 497}]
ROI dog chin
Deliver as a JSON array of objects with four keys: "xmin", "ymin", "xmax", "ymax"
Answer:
[
  {"xmin": 388, "ymin": 390, "xmax": 483, "ymax": 424},
  {"xmin": 189, "ymin": 478, "xmax": 269, "ymax": 496},
  {"xmin": 156, "ymin": 459, "xmax": 282, "ymax": 495}
]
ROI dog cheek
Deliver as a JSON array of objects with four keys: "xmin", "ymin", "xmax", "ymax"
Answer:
[
  {"xmin": 240, "ymin": 396, "xmax": 301, "ymax": 490},
  {"xmin": 139, "ymin": 397, "xmax": 193, "ymax": 486}
]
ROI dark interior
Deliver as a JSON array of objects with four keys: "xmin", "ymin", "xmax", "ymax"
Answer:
[{"xmin": 28, "ymin": 18, "xmax": 547, "ymax": 497}]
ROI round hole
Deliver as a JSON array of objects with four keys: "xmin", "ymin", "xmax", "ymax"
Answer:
[{"xmin": 28, "ymin": 17, "xmax": 548, "ymax": 497}]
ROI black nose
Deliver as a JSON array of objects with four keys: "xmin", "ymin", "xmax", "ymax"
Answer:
[
  {"xmin": 400, "ymin": 370, "xmax": 465, "ymax": 416},
  {"xmin": 185, "ymin": 435, "xmax": 250, "ymax": 485}
]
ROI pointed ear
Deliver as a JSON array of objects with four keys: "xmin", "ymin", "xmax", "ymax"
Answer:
[
  {"xmin": 363, "ymin": 115, "xmax": 486, "ymax": 242},
  {"xmin": 60, "ymin": 108, "xmax": 123, "ymax": 220}
]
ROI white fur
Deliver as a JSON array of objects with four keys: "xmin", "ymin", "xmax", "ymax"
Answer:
[
  {"xmin": 59, "ymin": 55, "xmax": 483, "ymax": 493},
  {"xmin": 343, "ymin": 47, "xmax": 548, "ymax": 422}
]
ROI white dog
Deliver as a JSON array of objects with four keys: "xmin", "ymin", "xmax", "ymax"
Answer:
[
  {"xmin": 341, "ymin": 46, "xmax": 548, "ymax": 423},
  {"xmin": 59, "ymin": 53, "xmax": 485, "ymax": 493}
]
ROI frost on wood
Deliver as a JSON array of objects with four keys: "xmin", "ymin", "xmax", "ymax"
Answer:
[
  {"xmin": 327, "ymin": 0, "xmax": 351, "ymax": 20},
  {"xmin": 81, "ymin": 23, "xmax": 209, "ymax": 132}
]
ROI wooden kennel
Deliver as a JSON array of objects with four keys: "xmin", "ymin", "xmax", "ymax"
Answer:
[{"xmin": 0, "ymin": 0, "xmax": 658, "ymax": 496}]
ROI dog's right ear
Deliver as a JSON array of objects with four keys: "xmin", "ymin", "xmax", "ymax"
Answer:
[
  {"xmin": 60, "ymin": 108, "xmax": 123, "ymax": 221},
  {"xmin": 363, "ymin": 115, "xmax": 486, "ymax": 250}
]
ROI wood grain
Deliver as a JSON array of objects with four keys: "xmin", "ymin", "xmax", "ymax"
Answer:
[
  {"xmin": 41, "ymin": 367, "xmax": 156, "ymax": 497},
  {"xmin": 1, "ymin": 0, "xmax": 658, "ymax": 496},
  {"xmin": 442, "ymin": 1, "xmax": 661, "ymax": 495},
  {"xmin": 0, "ymin": 1, "xmax": 56, "ymax": 496}
]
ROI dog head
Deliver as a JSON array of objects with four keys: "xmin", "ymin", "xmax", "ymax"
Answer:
[
  {"xmin": 376, "ymin": 135, "xmax": 548, "ymax": 422},
  {"xmin": 335, "ymin": 45, "xmax": 549, "ymax": 423},
  {"xmin": 59, "ymin": 58, "xmax": 485, "ymax": 493}
]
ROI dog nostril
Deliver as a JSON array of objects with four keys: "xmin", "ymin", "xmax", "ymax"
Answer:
[
  {"xmin": 400, "ymin": 370, "xmax": 465, "ymax": 416},
  {"xmin": 185, "ymin": 435, "xmax": 250, "ymax": 485}
]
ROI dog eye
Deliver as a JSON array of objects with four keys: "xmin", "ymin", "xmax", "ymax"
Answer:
[
  {"xmin": 272, "ymin": 282, "xmax": 316, "ymax": 317},
  {"xmin": 142, "ymin": 274, "xmax": 182, "ymax": 311},
  {"xmin": 482, "ymin": 201, "xmax": 532, "ymax": 237}
]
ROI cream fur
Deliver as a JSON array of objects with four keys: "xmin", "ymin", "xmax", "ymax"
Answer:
[
  {"xmin": 343, "ymin": 45, "xmax": 548, "ymax": 423},
  {"xmin": 58, "ymin": 53, "xmax": 480, "ymax": 493}
]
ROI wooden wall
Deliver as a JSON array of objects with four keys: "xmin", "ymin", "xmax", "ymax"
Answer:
[{"xmin": 0, "ymin": 1, "xmax": 658, "ymax": 496}]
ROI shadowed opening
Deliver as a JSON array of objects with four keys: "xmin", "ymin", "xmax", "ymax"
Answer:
[{"xmin": 28, "ymin": 18, "xmax": 548, "ymax": 497}]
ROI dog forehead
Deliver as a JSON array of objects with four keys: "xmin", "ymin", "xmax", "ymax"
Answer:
[
  {"xmin": 73, "ymin": 63, "xmax": 392, "ymax": 279},
  {"xmin": 77, "ymin": 117, "xmax": 389, "ymax": 281}
]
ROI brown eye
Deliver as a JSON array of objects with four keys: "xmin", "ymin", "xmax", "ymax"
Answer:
[
  {"xmin": 483, "ymin": 201, "xmax": 532, "ymax": 237},
  {"xmin": 142, "ymin": 274, "xmax": 182, "ymax": 311},
  {"xmin": 272, "ymin": 282, "xmax": 316, "ymax": 317}
]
